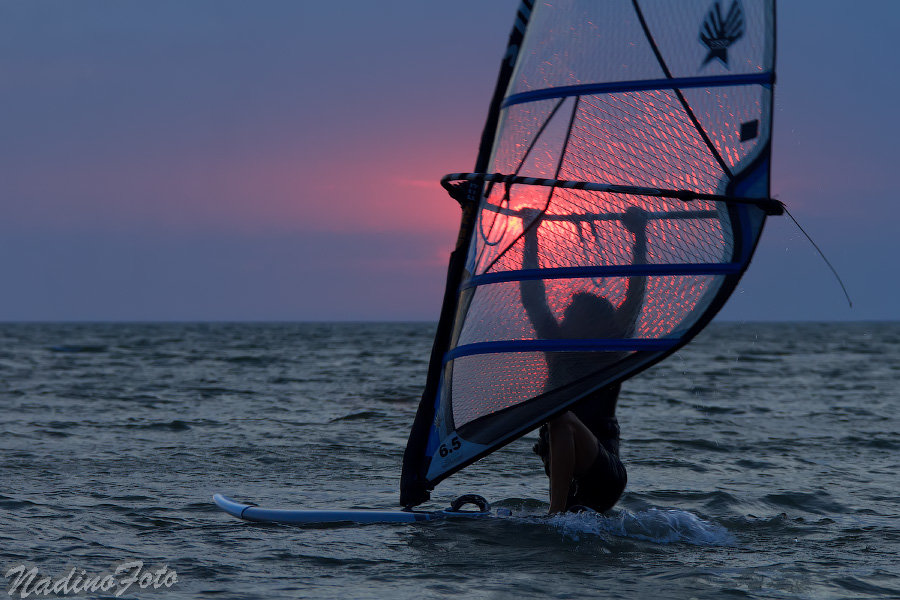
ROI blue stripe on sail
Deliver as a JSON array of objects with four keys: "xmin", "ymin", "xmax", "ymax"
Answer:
[
  {"xmin": 444, "ymin": 338, "xmax": 679, "ymax": 362},
  {"xmin": 502, "ymin": 72, "xmax": 775, "ymax": 108},
  {"xmin": 462, "ymin": 263, "xmax": 740, "ymax": 289}
]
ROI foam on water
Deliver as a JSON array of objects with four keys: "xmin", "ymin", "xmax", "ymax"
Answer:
[{"xmin": 546, "ymin": 508, "xmax": 736, "ymax": 546}]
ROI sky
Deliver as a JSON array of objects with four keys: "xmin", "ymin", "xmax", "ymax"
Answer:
[{"xmin": 0, "ymin": 1, "xmax": 897, "ymax": 322}]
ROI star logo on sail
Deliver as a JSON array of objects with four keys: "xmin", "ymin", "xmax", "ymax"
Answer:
[{"xmin": 699, "ymin": 0, "xmax": 745, "ymax": 68}]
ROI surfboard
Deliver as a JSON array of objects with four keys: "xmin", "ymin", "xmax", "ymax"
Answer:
[{"xmin": 213, "ymin": 494, "xmax": 499, "ymax": 525}]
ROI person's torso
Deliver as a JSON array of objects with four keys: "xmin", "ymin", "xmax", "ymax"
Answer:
[{"xmin": 571, "ymin": 384, "xmax": 620, "ymax": 454}]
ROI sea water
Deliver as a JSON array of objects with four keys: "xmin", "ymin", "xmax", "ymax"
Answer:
[{"xmin": 1, "ymin": 322, "xmax": 897, "ymax": 599}]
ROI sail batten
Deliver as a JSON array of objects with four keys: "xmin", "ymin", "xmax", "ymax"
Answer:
[
  {"xmin": 446, "ymin": 338, "xmax": 679, "ymax": 362},
  {"xmin": 401, "ymin": 0, "xmax": 777, "ymax": 508},
  {"xmin": 463, "ymin": 262, "xmax": 743, "ymax": 289},
  {"xmin": 502, "ymin": 72, "xmax": 775, "ymax": 108}
]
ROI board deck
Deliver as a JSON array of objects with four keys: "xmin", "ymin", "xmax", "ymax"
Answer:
[{"xmin": 213, "ymin": 494, "xmax": 497, "ymax": 524}]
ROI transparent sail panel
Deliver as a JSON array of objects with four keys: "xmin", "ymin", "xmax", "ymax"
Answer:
[{"xmin": 457, "ymin": 274, "xmax": 725, "ymax": 347}]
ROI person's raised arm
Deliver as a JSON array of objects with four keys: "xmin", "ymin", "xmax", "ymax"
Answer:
[
  {"xmin": 615, "ymin": 207, "xmax": 649, "ymax": 336},
  {"xmin": 520, "ymin": 209, "xmax": 561, "ymax": 339}
]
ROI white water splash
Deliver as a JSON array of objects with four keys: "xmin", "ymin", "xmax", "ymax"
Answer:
[{"xmin": 546, "ymin": 508, "xmax": 736, "ymax": 546}]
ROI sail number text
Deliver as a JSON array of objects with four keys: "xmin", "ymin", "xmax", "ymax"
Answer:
[{"xmin": 438, "ymin": 436, "xmax": 462, "ymax": 458}]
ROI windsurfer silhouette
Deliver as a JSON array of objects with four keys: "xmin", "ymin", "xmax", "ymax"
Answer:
[{"xmin": 520, "ymin": 206, "xmax": 648, "ymax": 514}]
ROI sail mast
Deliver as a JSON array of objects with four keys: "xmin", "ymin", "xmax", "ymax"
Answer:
[{"xmin": 400, "ymin": 1, "xmax": 535, "ymax": 508}]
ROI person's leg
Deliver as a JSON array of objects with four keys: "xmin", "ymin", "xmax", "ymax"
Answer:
[
  {"xmin": 569, "ymin": 447, "xmax": 628, "ymax": 513},
  {"xmin": 547, "ymin": 411, "xmax": 599, "ymax": 513}
]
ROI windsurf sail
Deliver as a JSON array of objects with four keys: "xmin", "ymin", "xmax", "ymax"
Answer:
[{"xmin": 401, "ymin": 0, "xmax": 779, "ymax": 508}]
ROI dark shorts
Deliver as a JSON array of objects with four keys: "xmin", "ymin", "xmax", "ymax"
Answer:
[{"xmin": 567, "ymin": 441, "xmax": 627, "ymax": 513}]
